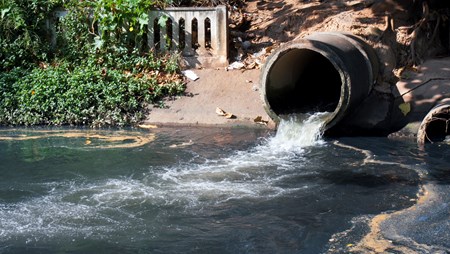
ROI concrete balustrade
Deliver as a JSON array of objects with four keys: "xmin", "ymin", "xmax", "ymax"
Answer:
[{"xmin": 149, "ymin": 6, "xmax": 228, "ymax": 68}]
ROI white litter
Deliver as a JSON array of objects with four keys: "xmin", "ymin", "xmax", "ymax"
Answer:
[
  {"xmin": 227, "ymin": 61, "xmax": 245, "ymax": 70},
  {"xmin": 182, "ymin": 70, "xmax": 199, "ymax": 81}
]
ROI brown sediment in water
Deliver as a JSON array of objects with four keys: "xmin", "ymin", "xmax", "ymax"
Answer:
[
  {"xmin": 332, "ymin": 141, "xmax": 434, "ymax": 253},
  {"xmin": 350, "ymin": 186, "xmax": 432, "ymax": 253},
  {"xmin": 354, "ymin": 213, "xmax": 393, "ymax": 253},
  {"xmin": 0, "ymin": 129, "xmax": 156, "ymax": 149}
]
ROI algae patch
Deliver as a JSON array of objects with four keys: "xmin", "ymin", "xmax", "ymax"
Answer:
[{"xmin": 0, "ymin": 129, "xmax": 155, "ymax": 149}]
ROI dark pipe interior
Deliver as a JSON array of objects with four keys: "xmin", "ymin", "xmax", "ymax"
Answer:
[
  {"xmin": 425, "ymin": 113, "xmax": 450, "ymax": 143},
  {"xmin": 266, "ymin": 49, "xmax": 341, "ymax": 115}
]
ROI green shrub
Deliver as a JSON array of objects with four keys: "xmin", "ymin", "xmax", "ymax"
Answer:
[
  {"xmin": 0, "ymin": 0, "xmax": 186, "ymax": 127},
  {"xmin": 0, "ymin": 52, "xmax": 184, "ymax": 127},
  {"xmin": 0, "ymin": 0, "xmax": 64, "ymax": 70}
]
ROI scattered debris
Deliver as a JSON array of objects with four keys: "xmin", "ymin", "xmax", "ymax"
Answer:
[
  {"xmin": 226, "ymin": 61, "xmax": 246, "ymax": 71},
  {"xmin": 216, "ymin": 107, "xmax": 236, "ymax": 119},
  {"xmin": 229, "ymin": 46, "xmax": 274, "ymax": 71},
  {"xmin": 182, "ymin": 70, "xmax": 199, "ymax": 81},
  {"xmin": 253, "ymin": 116, "xmax": 269, "ymax": 125}
]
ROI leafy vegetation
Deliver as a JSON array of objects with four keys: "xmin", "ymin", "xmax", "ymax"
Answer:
[
  {"xmin": 0, "ymin": 0, "xmax": 60, "ymax": 70},
  {"xmin": 0, "ymin": 0, "xmax": 185, "ymax": 127},
  {"xmin": 0, "ymin": 53, "xmax": 183, "ymax": 126}
]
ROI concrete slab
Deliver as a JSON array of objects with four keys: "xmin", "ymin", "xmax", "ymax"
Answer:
[
  {"xmin": 396, "ymin": 57, "xmax": 450, "ymax": 122},
  {"xmin": 143, "ymin": 69, "xmax": 275, "ymax": 128},
  {"xmin": 390, "ymin": 57, "xmax": 450, "ymax": 139}
]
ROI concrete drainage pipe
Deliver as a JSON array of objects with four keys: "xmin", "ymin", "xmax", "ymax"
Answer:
[
  {"xmin": 261, "ymin": 32, "xmax": 379, "ymax": 133},
  {"xmin": 417, "ymin": 101, "xmax": 450, "ymax": 145}
]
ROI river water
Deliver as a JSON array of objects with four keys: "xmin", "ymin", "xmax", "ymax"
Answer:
[{"xmin": 0, "ymin": 114, "xmax": 448, "ymax": 253}]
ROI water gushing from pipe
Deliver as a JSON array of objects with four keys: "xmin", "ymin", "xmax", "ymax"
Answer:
[{"xmin": 267, "ymin": 112, "xmax": 330, "ymax": 153}]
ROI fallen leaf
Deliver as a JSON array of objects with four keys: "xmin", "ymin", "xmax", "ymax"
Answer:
[
  {"xmin": 85, "ymin": 138, "xmax": 92, "ymax": 145},
  {"xmin": 39, "ymin": 62, "xmax": 48, "ymax": 69},
  {"xmin": 216, "ymin": 107, "xmax": 236, "ymax": 119},
  {"xmin": 216, "ymin": 107, "xmax": 227, "ymax": 116},
  {"xmin": 254, "ymin": 116, "xmax": 269, "ymax": 125},
  {"xmin": 246, "ymin": 62, "xmax": 256, "ymax": 69},
  {"xmin": 399, "ymin": 102, "xmax": 411, "ymax": 116},
  {"xmin": 101, "ymin": 68, "xmax": 107, "ymax": 77},
  {"xmin": 138, "ymin": 124, "xmax": 158, "ymax": 129},
  {"xmin": 225, "ymin": 113, "xmax": 236, "ymax": 119}
]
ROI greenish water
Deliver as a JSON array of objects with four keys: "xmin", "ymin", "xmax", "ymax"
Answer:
[{"xmin": 0, "ymin": 117, "xmax": 447, "ymax": 253}]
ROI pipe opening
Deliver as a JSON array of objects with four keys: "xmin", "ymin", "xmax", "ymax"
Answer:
[
  {"xmin": 417, "ymin": 104, "xmax": 450, "ymax": 145},
  {"xmin": 266, "ymin": 48, "xmax": 342, "ymax": 116},
  {"xmin": 262, "ymin": 32, "xmax": 376, "ymax": 133},
  {"xmin": 424, "ymin": 113, "xmax": 450, "ymax": 143}
]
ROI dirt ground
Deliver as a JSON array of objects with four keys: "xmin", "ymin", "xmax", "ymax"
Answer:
[
  {"xmin": 144, "ymin": 0, "xmax": 450, "ymax": 130},
  {"xmin": 143, "ymin": 68, "xmax": 275, "ymax": 128}
]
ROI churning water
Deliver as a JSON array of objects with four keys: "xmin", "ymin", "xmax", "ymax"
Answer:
[{"xmin": 0, "ymin": 114, "xmax": 448, "ymax": 253}]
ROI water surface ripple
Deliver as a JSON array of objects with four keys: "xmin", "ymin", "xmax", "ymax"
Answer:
[{"xmin": 0, "ymin": 117, "xmax": 443, "ymax": 253}]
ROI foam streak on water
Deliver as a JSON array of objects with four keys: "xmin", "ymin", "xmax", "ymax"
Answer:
[
  {"xmin": 0, "ymin": 113, "xmax": 330, "ymax": 244},
  {"xmin": 157, "ymin": 112, "xmax": 330, "ymax": 204}
]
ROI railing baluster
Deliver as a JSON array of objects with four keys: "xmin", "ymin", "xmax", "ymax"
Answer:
[
  {"xmin": 184, "ymin": 16, "xmax": 193, "ymax": 56},
  {"xmin": 198, "ymin": 18, "xmax": 206, "ymax": 50},
  {"xmin": 160, "ymin": 16, "xmax": 167, "ymax": 51},
  {"xmin": 148, "ymin": 16, "xmax": 155, "ymax": 49},
  {"xmin": 173, "ymin": 18, "xmax": 179, "ymax": 50}
]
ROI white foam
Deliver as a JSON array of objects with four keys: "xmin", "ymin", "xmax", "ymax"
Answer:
[
  {"xmin": 155, "ymin": 112, "xmax": 329, "ymax": 205},
  {"xmin": 267, "ymin": 113, "xmax": 329, "ymax": 153},
  {"xmin": 0, "ymin": 113, "xmax": 329, "ymax": 242}
]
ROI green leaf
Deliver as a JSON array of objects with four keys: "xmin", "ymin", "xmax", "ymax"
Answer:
[
  {"xmin": 399, "ymin": 102, "xmax": 411, "ymax": 116},
  {"xmin": 1, "ymin": 7, "xmax": 10, "ymax": 19},
  {"xmin": 138, "ymin": 13, "xmax": 149, "ymax": 30},
  {"xmin": 158, "ymin": 15, "xmax": 168, "ymax": 28},
  {"xmin": 93, "ymin": 36, "xmax": 104, "ymax": 50}
]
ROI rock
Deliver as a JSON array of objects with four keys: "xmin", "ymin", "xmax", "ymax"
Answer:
[{"xmin": 242, "ymin": 41, "xmax": 252, "ymax": 50}]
